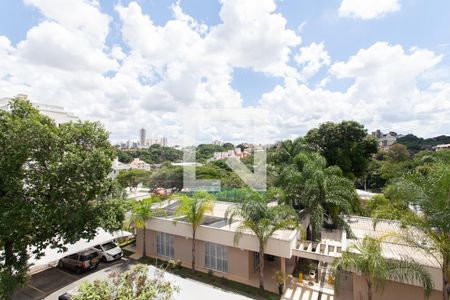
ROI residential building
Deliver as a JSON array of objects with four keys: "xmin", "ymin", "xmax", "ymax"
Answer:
[
  {"xmin": 109, "ymin": 158, "xmax": 151, "ymax": 179},
  {"xmin": 136, "ymin": 200, "xmax": 444, "ymax": 299},
  {"xmin": 434, "ymin": 143, "xmax": 450, "ymax": 151},
  {"xmin": 0, "ymin": 94, "xmax": 79, "ymax": 124},
  {"xmin": 371, "ymin": 130, "xmax": 398, "ymax": 150},
  {"xmin": 212, "ymin": 148, "xmax": 251, "ymax": 161}
]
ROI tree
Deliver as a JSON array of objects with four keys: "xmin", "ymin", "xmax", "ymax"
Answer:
[
  {"xmin": 129, "ymin": 197, "xmax": 164, "ymax": 257},
  {"xmin": 0, "ymin": 98, "xmax": 125, "ymax": 298},
  {"xmin": 117, "ymin": 169, "xmax": 151, "ymax": 191},
  {"xmin": 280, "ymin": 152, "xmax": 360, "ymax": 239},
  {"xmin": 332, "ymin": 236, "xmax": 432, "ymax": 300},
  {"xmin": 72, "ymin": 264, "xmax": 178, "ymax": 300},
  {"xmin": 305, "ymin": 121, "xmax": 378, "ymax": 179},
  {"xmin": 372, "ymin": 162, "xmax": 450, "ymax": 300},
  {"xmin": 386, "ymin": 144, "xmax": 410, "ymax": 162},
  {"xmin": 173, "ymin": 192, "xmax": 214, "ymax": 272},
  {"xmin": 225, "ymin": 190, "xmax": 299, "ymax": 299}
]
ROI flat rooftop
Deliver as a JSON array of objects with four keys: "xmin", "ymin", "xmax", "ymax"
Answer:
[
  {"xmin": 346, "ymin": 216, "xmax": 440, "ymax": 268},
  {"xmin": 153, "ymin": 199, "xmax": 297, "ymax": 241}
]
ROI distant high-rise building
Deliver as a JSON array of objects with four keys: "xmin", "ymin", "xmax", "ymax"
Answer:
[
  {"xmin": 160, "ymin": 137, "xmax": 168, "ymax": 147},
  {"xmin": 140, "ymin": 128, "xmax": 146, "ymax": 147}
]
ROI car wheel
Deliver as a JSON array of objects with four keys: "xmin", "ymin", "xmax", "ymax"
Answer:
[
  {"xmin": 58, "ymin": 260, "xmax": 64, "ymax": 268},
  {"xmin": 75, "ymin": 267, "xmax": 82, "ymax": 274}
]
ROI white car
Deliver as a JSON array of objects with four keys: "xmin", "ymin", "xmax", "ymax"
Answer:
[{"xmin": 93, "ymin": 241, "xmax": 123, "ymax": 262}]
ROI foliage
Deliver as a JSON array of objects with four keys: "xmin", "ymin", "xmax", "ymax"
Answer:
[
  {"xmin": 397, "ymin": 134, "xmax": 450, "ymax": 153},
  {"xmin": 332, "ymin": 236, "xmax": 432, "ymax": 300},
  {"xmin": 225, "ymin": 189, "xmax": 299, "ymax": 298},
  {"xmin": 0, "ymin": 98, "xmax": 125, "ymax": 298},
  {"xmin": 385, "ymin": 143, "xmax": 410, "ymax": 162},
  {"xmin": 72, "ymin": 264, "xmax": 178, "ymax": 300},
  {"xmin": 362, "ymin": 195, "xmax": 389, "ymax": 217},
  {"xmin": 279, "ymin": 152, "xmax": 360, "ymax": 239},
  {"xmin": 173, "ymin": 192, "xmax": 215, "ymax": 272},
  {"xmin": 305, "ymin": 121, "xmax": 378, "ymax": 179},
  {"xmin": 116, "ymin": 149, "xmax": 133, "ymax": 163},
  {"xmin": 129, "ymin": 197, "xmax": 165, "ymax": 256},
  {"xmin": 120, "ymin": 144, "xmax": 183, "ymax": 164},
  {"xmin": 372, "ymin": 162, "xmax": 450, "ymax": 300},
  {"xmin": 116, "ymin": 169, "xmax": 152, "ymax": 190}
]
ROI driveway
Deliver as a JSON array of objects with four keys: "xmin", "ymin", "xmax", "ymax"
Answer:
[
  {"xmin": 16, "ymin": 259, "xmax": 254, "ymax": 300},
  {"xmin": 13, "ymin": 258, "xmax": 127, "ymax": 300}
]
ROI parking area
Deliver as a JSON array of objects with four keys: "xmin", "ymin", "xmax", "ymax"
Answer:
[{"xmin": 13, "ymin": 258, "xmax": 127, "ymax": 300}]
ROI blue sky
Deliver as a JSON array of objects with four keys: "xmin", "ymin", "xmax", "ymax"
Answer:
[{"xmin": 0, "ymin": 0, "xmax": 449, "ymax": 143}]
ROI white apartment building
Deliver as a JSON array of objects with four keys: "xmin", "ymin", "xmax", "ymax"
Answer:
[{"xmin": 0, "ymin": 94, "xmax": 79, "ymax": 124}]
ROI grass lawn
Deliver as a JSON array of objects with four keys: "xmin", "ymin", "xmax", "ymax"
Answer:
[{"xmin": 137, "ymin": 256, "xmax": 280, "ymax": 300}]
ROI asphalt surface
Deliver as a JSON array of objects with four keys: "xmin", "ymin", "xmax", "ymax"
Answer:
[{"xmin": 13, "ymin": 258, "xmax": 127, "ymax": 300}]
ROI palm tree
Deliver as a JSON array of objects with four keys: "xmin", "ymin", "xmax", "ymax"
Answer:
[
  {"xmin": 332, "ymin": 236, "xmax": 433, "ymax": 300},
  {"xmin": 372, "ymin": 162, "xmax": 450, "ymax": 300},
  {"xmin": 173, "ymin": 192, "xmax": 214, "ymax": 272},
  {"xmin": 129, "ymin": 197, "xmax": 164, "ymax": 257},
  {"xmin": 281, "ymin": 152, "xmax": 360, "ymax": 240},
  {"xmin": 225, "ymin": 189, "xmax": 299, "ymax": 299}
]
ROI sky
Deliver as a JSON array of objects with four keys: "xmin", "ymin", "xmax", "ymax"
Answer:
[{"xmin": 0, "ymin": 0, "xmax": 449, "ymax": 145}]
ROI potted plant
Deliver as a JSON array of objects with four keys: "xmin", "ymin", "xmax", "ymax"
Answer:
[{"xmin": 273, "ymin": 270, "xmax": 287, "ymax": 295}]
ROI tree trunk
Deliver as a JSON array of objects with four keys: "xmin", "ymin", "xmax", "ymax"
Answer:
[
  {"xmin": 367, "ymin": 279, "xmax": 373, "ymax": 300},
  {"xmin": 192, "ymin": 230, "xmax": 196, "ymax": 273},
  {"xmin": 142, "ymin": 226, "xmax": 146, "ymax": 257},
  {"xmin": 258, "ymin": 245, "xmax": 265, "ymax": 299},
  {"xmin": 4, "ymin": 239, "xmax": 14, "ymax": 270},
  {"xmin": 443, "ymin": 262, "xmax": 449, "ymax": 300}
]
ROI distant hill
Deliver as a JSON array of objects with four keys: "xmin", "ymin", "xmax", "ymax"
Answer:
[{"xmin": 397, "ymin": 134, "xmax": 450, "ymax": 152}]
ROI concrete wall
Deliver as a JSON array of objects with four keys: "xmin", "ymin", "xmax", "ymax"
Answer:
[{"xmin": 351, "ymin": 273, "xmax": 442, "ymax": 300}]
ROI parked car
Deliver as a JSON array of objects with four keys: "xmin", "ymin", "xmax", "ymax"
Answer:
[
  {"xmin": 93, "ymin": 241, "xmax": 123, "ymax": 262},
  {"xmin": 58, "ymin": 288, "xmax": 79, "ymax": 300},
  {"xmin": 58, "ymin": 249, "xmax": 100, "ymax": 273}
]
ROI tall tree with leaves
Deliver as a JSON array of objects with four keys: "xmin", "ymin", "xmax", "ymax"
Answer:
[
  {"xmin": 0, "ymin": 98, "xmax": 125, "ymax": 298},
  {"xmin": 173, "ymin": 192, "xmax": 214, "ymax": 272},
  {"xmin": 372, "ymin": 162, "xmax": 450, "ymax": 300},
  {"xmin": 281, "ymin": 152, "xmax": 360, "ymax": 240},
  {"xmin": 332, "ymin": 236, "xmax": 433, "ymax": 300},
  {"xmin": 129, "ymin": 197, "xmax": 165, "ymax": 257},
  {"xmin": 225, "ymin": 190, "xmax": 299, "ymax": 299},
  {"xmin": 305, "ymin": 121, "xmax": 378, "ymax": 179}
]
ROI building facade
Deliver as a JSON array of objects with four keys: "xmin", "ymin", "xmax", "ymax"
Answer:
[{"xmin": 136, "ymin": 200, "xmax": 444, "ymax": 299}]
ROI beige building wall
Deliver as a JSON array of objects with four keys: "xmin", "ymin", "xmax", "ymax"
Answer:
[
  {"xmin": 136, "ymin": 229, "xmax": 284, "ymax": 293},
  {"xmin": 351, "ymin": 273, "xmax": 442, "ymax": 300}
]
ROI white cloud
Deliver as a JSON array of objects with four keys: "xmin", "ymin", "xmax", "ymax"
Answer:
[
  {"xmin": 339, "ymin": 0, "xmax": 401, "ymax": 20},
  {"xmin": 1, "ymin": 0, "xmax": 450, "ymax": 144},
  {"xmin": 260, "ymin": 42, "xmax": 450, "ymax": 138},
  {"xmin": 295, "ymin": 42, "xmax": 331, "ymax": 80}
]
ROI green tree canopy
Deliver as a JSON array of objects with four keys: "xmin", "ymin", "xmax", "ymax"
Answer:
[
  {"xmin": 279, "ymin": 152, "xmax": 360, "ymax": 239},
  {"xmin": 305, "ymin": 121, "xmax": 378, "ymax": 179},
  {"xmin": 372, "ymin": 162, "xmax": 450, "ymax": 300},
  {"xmin": 0, "ymin": 98, "xmax": 125, "ymax": 298},
  {"xmin": 116, "ymin": 169, "xmax": 151, "ymax": 190}
]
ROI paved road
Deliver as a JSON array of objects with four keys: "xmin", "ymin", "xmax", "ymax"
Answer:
[
  {"xmin": 13, "ymin": 258, "xmax": 127, "ymax": 300},
  {"xmin": 15, "ymin": 258, "xmax": 253, "ymax": 300}
]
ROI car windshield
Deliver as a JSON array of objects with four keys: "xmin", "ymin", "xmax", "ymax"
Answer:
[{"xmin": 101, "ymin": 242, "xmax": 117, "ymax": 251}]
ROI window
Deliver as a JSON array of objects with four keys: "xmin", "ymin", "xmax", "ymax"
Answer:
[
  {"xmin": 205, "ymin": 242, "xmax": 228, "ymax": 272},
  {"xmin": 253, "ymin": 252, "xmax": 260, "ymax": 271},
  {"xmin": 156, "ymin": 232, "xmax": 174, "ymax": 258}
]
